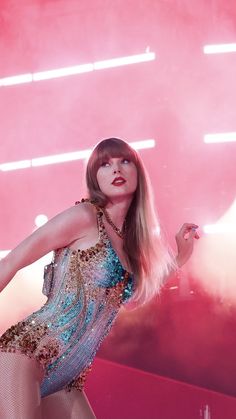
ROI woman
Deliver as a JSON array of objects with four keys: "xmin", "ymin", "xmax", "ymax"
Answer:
[{"xmin": 0, "ymin": 138, "xmax": 199, "ymax": 419}]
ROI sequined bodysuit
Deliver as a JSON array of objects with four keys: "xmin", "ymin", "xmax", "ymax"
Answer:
[{"xmin": 0, "ymin": 202, "xmax": 134, "ymax": 398}]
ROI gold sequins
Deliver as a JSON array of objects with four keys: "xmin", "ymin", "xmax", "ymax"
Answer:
[
  {"xmin": 0, "ymin": 320, "xmax": 59, "ymax": 371},
  {"xmin": 66, "ymin": 364, "xmax": 92, "ymax": 392},
  {"xmin": 0, "ymin": 199, "xmax": 134, "ymax": 399}
]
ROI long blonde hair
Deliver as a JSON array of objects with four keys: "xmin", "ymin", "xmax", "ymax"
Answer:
[{"xmin": 86, "ymin": 138, "xmax": 177, "ymax": 305}]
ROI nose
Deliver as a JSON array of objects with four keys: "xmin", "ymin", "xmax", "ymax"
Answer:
[
  {"xmin": 113, "ymin": 163, "xmax": 121, "ymax": 174},
  {"xmin": 113, "ymin": 168, "xmax": 121, "ymax": 174}
]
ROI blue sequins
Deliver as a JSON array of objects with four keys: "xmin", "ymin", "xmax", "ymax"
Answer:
[{"xmin": 0, "ymin": 202, "xmax": 135, "ymax": 399}]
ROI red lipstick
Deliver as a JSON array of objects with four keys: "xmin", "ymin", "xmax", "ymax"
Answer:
[{"xmin": 112, "ymin": 176, "xmax": 126, "ymax": 186}]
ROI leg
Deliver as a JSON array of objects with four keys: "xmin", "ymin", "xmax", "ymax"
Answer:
[
  {"xmin": 41, "ymin": 388, "xmax": 96, "ymax": 419},
  {"xmin": 0, "ymin": 352, "xmax": 43, "ymax": 419}
]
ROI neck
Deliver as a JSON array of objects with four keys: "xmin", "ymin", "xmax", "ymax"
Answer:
[{"xmin": 105, "ymin": 196, "xmax": 132, "ymax": 228}]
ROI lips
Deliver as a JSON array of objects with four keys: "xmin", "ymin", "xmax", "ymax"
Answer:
[{"xmin": 112, "ymin": 176, "xmax": 126, "ymax": 186}]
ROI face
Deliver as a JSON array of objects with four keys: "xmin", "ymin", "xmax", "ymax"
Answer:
[{"xmin": 96, "ymin": 156, "xmax": 138, "ymax": 201}]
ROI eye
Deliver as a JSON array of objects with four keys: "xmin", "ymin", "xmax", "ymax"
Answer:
[
  {"xmin": 101, "ymin": 161, "xmax": 110, "ymax": 167},
  {"xmin": 122, "ymin": 158, "xmax": 130, "ymax": 164}
]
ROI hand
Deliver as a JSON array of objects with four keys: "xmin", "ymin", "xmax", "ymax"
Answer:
[{"xmin": 175, "ymin": 223, "xmax": 200, "ymax": 268}]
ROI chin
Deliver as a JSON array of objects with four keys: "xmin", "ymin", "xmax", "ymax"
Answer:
[{"xmin": 106, "ymin": 191, "xmax": 134, "ymax": 200}]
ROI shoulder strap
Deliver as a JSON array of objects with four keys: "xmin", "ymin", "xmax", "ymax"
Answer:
[
  {"xmin": 75, "ymin": 198, "xmax": 102, "ymax": 213},
  {"xmin": 75, "ymin": 198, "xmax": 106, "ymax": 240}
]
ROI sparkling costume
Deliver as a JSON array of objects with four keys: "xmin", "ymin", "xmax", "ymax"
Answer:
[{"xmin": 0, "ymin": 201, "xmax": 134, "ymax": 398}]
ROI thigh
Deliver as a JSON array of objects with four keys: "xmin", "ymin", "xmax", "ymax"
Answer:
[
  {"xmin": 0, "ymin": 352, "xmax": 43, "ymax": 419},
  {"xmin": 41, "ymin": 388, "xmax": 96, "ymax": 419}
]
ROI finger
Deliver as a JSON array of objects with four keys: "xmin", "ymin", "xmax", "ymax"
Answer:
[
  {"xmin": 187, "ymin": 230, "xmax": 195, "ymax": 239},
  {"xmin": 182, "ymin": 223, "xmax": 199, "ymax": 228},
  {"xmin": 179, "ymin": 224, "xmax": 199, "ymax": 233},
  {"xmin": 191, "ymin": 227, "xmax": 201, "ymax": 238},
  {"xmin": 178, "ymin": 226, "xmax": 198, "ymax": 236},
  {"xmin": 184, "ymin": 229, "xmax": 198, "ymax": 241},
  {"xmin": 189, "ymin": 229, "xmax": 201, "ymax": 240}
]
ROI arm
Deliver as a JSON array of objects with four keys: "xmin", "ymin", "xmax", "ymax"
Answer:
[{"xmin": 0, "ymin": 202, "xmax": 95, "ymax": 292}]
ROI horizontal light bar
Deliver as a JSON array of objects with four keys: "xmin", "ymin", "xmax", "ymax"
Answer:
[
  {"xmin": 0, "ymin": 160, "xmax": 32, "ymax": 171},
  {"xmin": 204, "ymin": 132, "xmax": 236, "ymax": 143},
  {"xmin": 203, "ymin": 224, "xmax": 236, "ymax": 234},
  {"xmin": 0, "ymin": 74, "xmax": 33, "ymax": 86},
  {"xmin": 0, "ymin": 52, "xmax": 155, "ymax": 87},
  {"xmin": 33, "ymin": 64, "xmax": 94, "ymax": 81},
  {"xmin": 0, "ymin": 139, "xmax": 156, "ymax": 171},
  {"xmin": 203, "ymin": 43, "xmax": 236, "ymax": 54},
  {"xmin": 94, "ymin": 52, "xmax": 155, "ymax": 70},
  {"xmin": 31, "ymin": 149, "xmax": 91, "ymax": 167},
  {"xmin": 129, "ymin": 139, "xmax": 155, "ymax": 150}
]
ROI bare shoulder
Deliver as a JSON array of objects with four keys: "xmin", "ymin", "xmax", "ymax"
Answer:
[
  {"xmin": 53, "ymin": 200, "xmax": 98, "ymax": 245},
  {"xmin": 51, "ymin": 200, "xmax": 97, "ymax": 230},
  {"xmin": 29, "ymin": 199, "xmax": 99, "ymax": 250},
  {"xmin": 2, "ymin": 199, "xmax": 100, "ymax": 274},
  {"xmin": 71, "ymin": 200, "xmax": 98, "ymax": 226}
]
